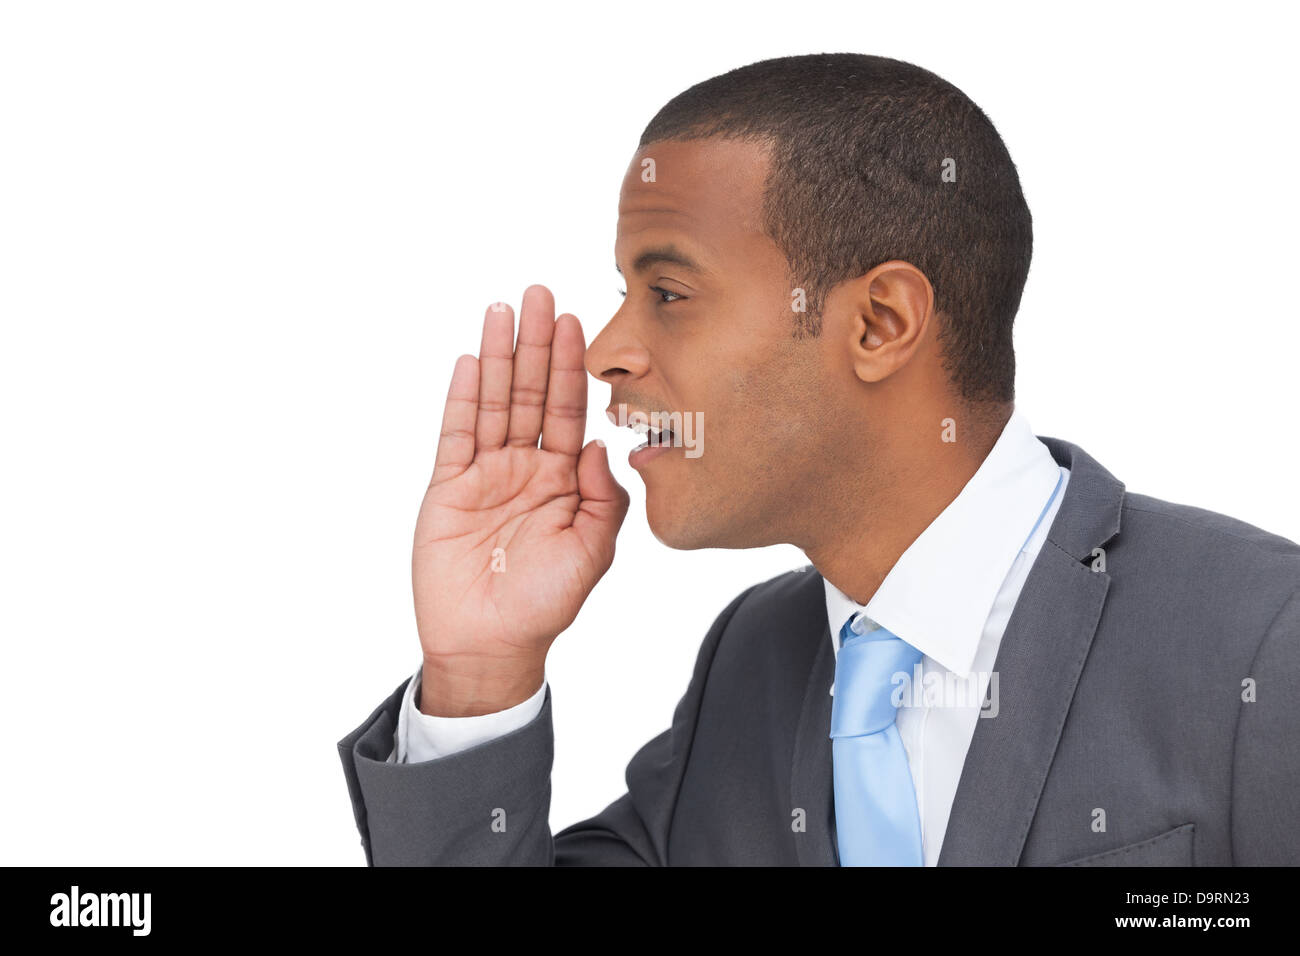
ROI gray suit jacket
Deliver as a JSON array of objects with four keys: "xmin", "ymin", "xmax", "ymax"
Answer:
[{"xmin": 337, "ymin": 436, "xmax": 1300, "ymax": 865}]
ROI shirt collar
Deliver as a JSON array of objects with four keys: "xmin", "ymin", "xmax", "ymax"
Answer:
[{"xmin": 817, "ymin": 408, "xmax": 1062, "ymax": 677}]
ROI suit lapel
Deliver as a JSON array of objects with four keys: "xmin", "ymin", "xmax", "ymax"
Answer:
[
  {"xmin": 935, "ymin": 543, "xmax": 1110, "ymax": 864},
  {"xmin": 938, "ymin": 436, "xmax": 1124, "ymax": 865}
]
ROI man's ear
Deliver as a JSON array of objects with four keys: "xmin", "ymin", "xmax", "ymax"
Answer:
[{"xmin": 837, "ymin": 259, "xmax": 935, "ymax": 385}]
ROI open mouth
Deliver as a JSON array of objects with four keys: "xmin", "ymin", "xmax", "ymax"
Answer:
[{"xmin": 630, "ymin": 420, "xmax": 676, "ymax": 451}]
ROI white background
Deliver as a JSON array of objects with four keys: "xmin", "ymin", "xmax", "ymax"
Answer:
[{"xmin": 2, "ymin": 1, "xmax": 1296, "ymax": 864}]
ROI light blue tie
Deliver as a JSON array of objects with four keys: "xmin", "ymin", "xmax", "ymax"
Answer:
[{"xmin": 830, "ymin": 619, "xmax": 925, "ymax": 866}]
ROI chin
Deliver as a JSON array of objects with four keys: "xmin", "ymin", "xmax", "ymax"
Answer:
[
  {"xmin": 645, "ymin": 498, "xmax": 769, "ymax": 550},
  {"xmin": 645, "ymin": 499, "xmax": 714, "ymax": 550},
  {"xmin": 646, "ymin": 511, "xmax": 700, "ymax": 549}
]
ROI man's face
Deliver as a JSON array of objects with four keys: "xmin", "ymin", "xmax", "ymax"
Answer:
[{"xmin": 585, "ymin": 136, "xmax": 844, "ymax": 549}]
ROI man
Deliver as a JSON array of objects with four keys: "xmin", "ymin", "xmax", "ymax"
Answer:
[{"xmin": 337, "ymin": 53, "xmax": 1300, "ymax": 866}]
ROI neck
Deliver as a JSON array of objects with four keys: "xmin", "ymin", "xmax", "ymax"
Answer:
[{"xmin": 801, "ymin": 404, "xmax": 1011, "ymax": 605}]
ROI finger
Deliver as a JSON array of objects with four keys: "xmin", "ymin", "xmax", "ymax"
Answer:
[
  {"xmin": 506, "ymin": 285, "xmax": 556, "ymax": 448},
  {"xmin": 539, "ymin": 313, "xmax": 587, "ymax": 457},
  {"xmin": 430, "ymin": 354, "xmax": 479, "ymax": 485},
  {"xmin": 475, "ymin": 301, "xmax": 515, "ymax": 449}
]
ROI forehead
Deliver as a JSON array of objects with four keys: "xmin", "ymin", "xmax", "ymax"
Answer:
[{"xmin": 615, "ymin": 137, "xmax": 772, "ymax": 268}]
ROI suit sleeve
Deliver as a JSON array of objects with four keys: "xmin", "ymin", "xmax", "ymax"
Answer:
[
  {"xmin": 1231, "ymin": 584, "xmax": 1300, "ymax": 864},
  {"xmin": 336, "ymin": 583, "xmax": 757, "ymax": 865},
  {"xmin": 397, "ymin": 667, "xmax": 547, "ymax": 763}
]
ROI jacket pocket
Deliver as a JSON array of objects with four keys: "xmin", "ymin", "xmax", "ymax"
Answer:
[{"xmin": 1055, "ymin": 823, "xmax": 1195, "ymax": 866}]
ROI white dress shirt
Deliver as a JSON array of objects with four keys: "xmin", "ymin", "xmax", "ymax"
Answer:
[{"xmin": 390, "ymin": 409, "xmax": 1069, "ymax": 868}]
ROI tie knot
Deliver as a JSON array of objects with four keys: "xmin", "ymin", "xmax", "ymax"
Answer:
[{"xmin": 830, "ymin": 620, "xmax": 923, "ymax": 737}]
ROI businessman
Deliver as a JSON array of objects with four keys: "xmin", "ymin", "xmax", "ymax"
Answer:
[{"xmin": 337, "ymin": 53, "xmax": 1300, "ymax": 865}]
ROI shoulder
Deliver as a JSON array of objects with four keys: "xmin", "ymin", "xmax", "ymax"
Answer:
[
  {"xmin": 1119, "ymin": 492, "xmax": 1300, "ymax": 587},
  {"xmin": 693, "ymin": 565, "xmax": 826, "ymax": 660},
  {"xmin": 726, "ymin": 564, "xmax": 825, "ymax": 618},
  {"xmin": 1122, "ymin": 492, "xmax": 1300, "ymax": 560},
  {"xmin": 1108, "ymin": 491, "xmax": 1300, "ymax": 645}
]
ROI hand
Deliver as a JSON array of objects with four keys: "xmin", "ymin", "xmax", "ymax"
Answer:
[{"xmin": 412, "ymin": 285, "xmax": 629, "ymax": 716}]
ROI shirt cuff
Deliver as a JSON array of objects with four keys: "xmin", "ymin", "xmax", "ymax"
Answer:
[{"xmin": 393, "ymin": 663, "xmax": 548, "ymax": 764}]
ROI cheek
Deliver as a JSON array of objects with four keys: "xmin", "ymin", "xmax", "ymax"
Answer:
[
  {"xmin": 681, "ymin": 301, "xmax": 825, "ymax": 465},
  {"xmin": 728, "ymin": 353, "xmax": 822, "ymax": 440}
]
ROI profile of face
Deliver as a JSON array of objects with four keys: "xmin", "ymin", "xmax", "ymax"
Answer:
[{"xmin": 584, "ymin": 137, "xmax": 851, "ymax": 551}]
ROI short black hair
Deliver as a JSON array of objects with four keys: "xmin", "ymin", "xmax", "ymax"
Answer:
[{"xmin": 638, "ymin": 53, "xmax": 1032, "ymax": 405}]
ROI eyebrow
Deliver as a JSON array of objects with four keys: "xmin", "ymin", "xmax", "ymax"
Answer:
[{"xmin": 615, "ymin": 244, "xmax": 705, "ymax": 276}]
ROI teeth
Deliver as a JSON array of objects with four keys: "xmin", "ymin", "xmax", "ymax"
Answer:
[{"xmin": 624, "ymin": 414, "xmax": 673, "ymax": 451}]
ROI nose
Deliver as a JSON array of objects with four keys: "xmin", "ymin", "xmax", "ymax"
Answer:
[{"xmin": 583, "ymin": 310, "xmax": 650, "ymax": 386}]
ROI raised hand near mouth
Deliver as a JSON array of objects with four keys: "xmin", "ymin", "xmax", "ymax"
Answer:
[{"xmin": 412, "ymin": 285, "xmax": 630, "ymax": 716}]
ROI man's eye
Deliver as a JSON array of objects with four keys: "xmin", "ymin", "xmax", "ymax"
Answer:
[{"xmin": 616, "ymin": 286, "xmax": 686, "ymax": 304}]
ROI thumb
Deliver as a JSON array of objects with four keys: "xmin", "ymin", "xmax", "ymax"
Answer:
[{"xmin": 572, "ymin": 439, "xmax": 630, "ymax": 550}]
